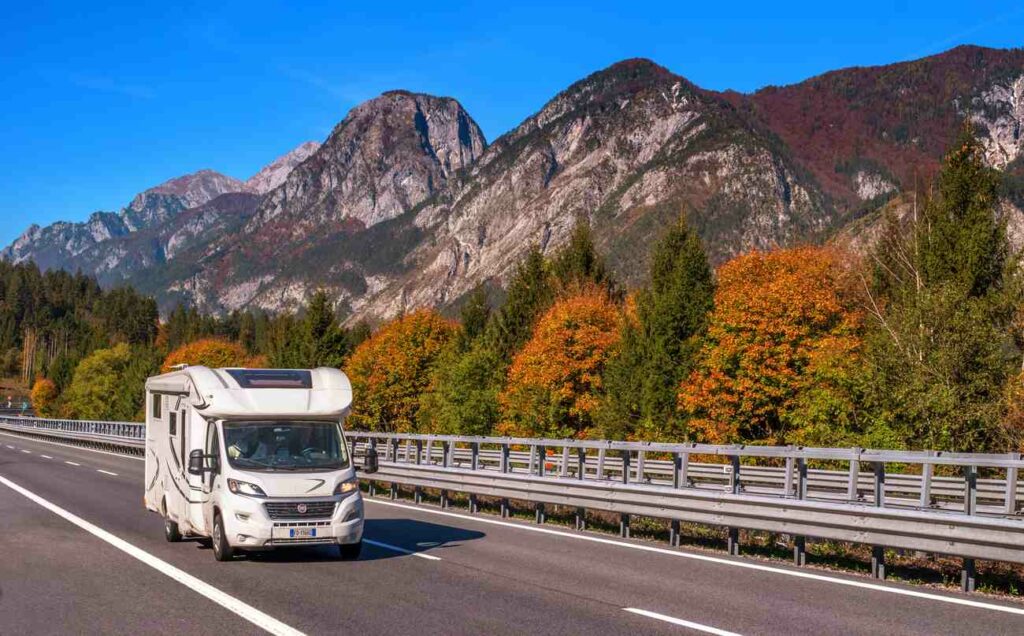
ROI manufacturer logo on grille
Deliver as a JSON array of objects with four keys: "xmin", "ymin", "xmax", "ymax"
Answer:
[{"xmin": 296, "ymin": 503, "xmax": 308, "ymax": 514}]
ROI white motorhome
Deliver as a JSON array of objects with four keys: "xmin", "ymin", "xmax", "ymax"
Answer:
[{"xmin": 143, "ymin": 366, "xmax": 377, "ymax": 562}]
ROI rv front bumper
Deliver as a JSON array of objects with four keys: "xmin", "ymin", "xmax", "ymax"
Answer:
[{"xmin": 223, "ymin": 492, "xmax": 364, "ymax": 549}]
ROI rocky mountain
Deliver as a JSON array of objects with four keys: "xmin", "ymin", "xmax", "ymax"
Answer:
[
  {"xmin": 151, "ymin": 91, "xmax": 487, "ymax": 314},
  {"xmin": 1, "ymin": 143, "xmax": 315, "ymax": 280},
  {"xmin": 244, "ymin": 141, "xmax": 321, "ymax": 194},
  {"xmin": 5, "ymin": 45, "xmax": 1024, "ymax": 324}
]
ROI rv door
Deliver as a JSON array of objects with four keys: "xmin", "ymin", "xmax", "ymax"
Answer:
[{"xmin": 201, "ymin": 420, "xmax": 221, "ymax": 536}]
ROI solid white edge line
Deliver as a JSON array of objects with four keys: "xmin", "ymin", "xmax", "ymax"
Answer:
[
  {"xmin": 363, "ymin": 538, "xmax": 441, "ymax": 561},
  {"xmin": 0, "ymin": 474, "xmax": 305, "ymax": 636},
  {"xmin": 364, "ymin": 499, "xmax": 1024, "ymax": 617},
  {"xmin": 0, "ymin": 431, "xmax": 145, "ymax": 462},
  {"xmin": 20, "ymin": 449, "xmax": 31, "ymax": 453},
  {"xmin": 624, "ymin": 608, "xmax": 742, "ymax": 636},
  {"xmin": 97, "ymin": 469, "xmax": 118, "ymax": 476},
  {"xmin": 64, "ymin": 461, "xmax": 80, "ymax": 466},
  {"xmin": 4, "ymin": 444, "xmax": 14, "ymax": 449}
]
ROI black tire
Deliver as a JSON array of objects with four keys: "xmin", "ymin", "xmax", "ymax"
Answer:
[
  {"xmin": 338, "ymin": 540, "xmax": 362, "ymax": 561},
  {"xmin": 212, "ymin": 512, "xmax": 234, "ymax": 562},
  {"xmin": 164, "ymin": 517, "xmax": 183, "ymax": 543}
]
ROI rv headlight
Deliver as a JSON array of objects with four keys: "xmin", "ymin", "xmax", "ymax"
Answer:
[
  {"xmin": 227, "ymin": 478, "xmax": 266, "ymax": 497},
  {"xmin": 334, "ymin": 479, "xmax": 359, "ymax": 497}
]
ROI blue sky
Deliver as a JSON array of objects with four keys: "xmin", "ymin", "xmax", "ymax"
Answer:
[{"xmin": 2, "ymin": 1, "xmax": 1023, "ymax": 247}]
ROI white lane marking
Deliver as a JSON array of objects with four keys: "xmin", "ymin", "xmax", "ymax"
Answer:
[
  {"xmin": 624, "ymin": 608, "xmax": 741, "ymax": 635},
  {"xmin": 97, "ymin": 469, "xmax": 118, "ymax": 476},
  {"xmin": 363, "ymin": 538, "xmax": 441, "ymax": 561},
  {"xmin": 65, "ymin": 461, "xmax": 81, "ymax": 466},
  {"xmin": 0, "ymin": 475, "xmax": 305, "ymax": 636},
  {"xmin": 4, "ymin": 444, "xmax": 14, "ymax": 449},
  {"xmin": 0, "ymin": 431, "xmax": 145, "ymax": 462},
  {"xmin": 365, "ymin": 499, "xmax": 1024, "ymax": 617},
  {"xmin": 40, "ymin": 455, "xmax": 52, "ymax": 459},
  {"xmin": 20, "ymin": 449, "xmax": 31, "ymax": 454}
]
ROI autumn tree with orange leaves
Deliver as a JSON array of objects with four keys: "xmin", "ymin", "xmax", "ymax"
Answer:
[
  {"xmin": 679, "ymin": 247, "xmax": 865, "ymax": 446},
  {"xmin": 499, "ymin": 290, "xmax": 621, "ymax": 439},
  {"xmin": 161, "ymin": 338, "xmax": 261, "ymax": 374},
  {"xmin": 345, "ymin": 310, "xmax": 458, "ymax": 432}
]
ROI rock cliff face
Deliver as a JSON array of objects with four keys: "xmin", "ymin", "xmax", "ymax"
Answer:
[{"xmin": 5, "ymin": 45, "xmax": 1024, "ymax": 322}]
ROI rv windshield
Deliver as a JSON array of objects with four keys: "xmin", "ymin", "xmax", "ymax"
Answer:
[{"xmin": 222, "ymin": 421, "xmax": 349, "ymax": 471}]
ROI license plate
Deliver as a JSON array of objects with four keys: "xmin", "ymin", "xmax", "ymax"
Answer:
[{"xmin": 279, "ymin": 527, "xmax": 316, "ymax": 539}]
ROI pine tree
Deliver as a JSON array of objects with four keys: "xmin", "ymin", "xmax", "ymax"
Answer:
[
  {"xmin": 484, "ymin": 247, "xmax": 554, "ymax": 359},
  {"xmin": 599, "ymin": 217, "xmax": 714, "ymax": 440},
  {"xmin": 864, "ymin": 123, "xmax": 1019, "ymax": 452},
  {"xmin": 550, "ymin": 222, "xmax": 614, "ymax": 294}
]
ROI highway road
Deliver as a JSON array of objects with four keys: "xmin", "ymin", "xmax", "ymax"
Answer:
[{"xmin": 2, "ymin": 431, "xmax": 1024, "ymax": 635}]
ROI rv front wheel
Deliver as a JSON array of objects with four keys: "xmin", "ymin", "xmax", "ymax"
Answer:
[
  {"xmin": 212, "ymin": 512, "xmax": 234, "ymax": 562},
  {"xmin": 164, "ymin": 518, "xmax": 182, "ymax": 543},
  {"xmin": 338, "ymin": 540, "xmax": 362, "ymax": 561}
]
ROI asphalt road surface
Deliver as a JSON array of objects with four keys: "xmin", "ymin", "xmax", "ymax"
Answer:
[{"xmin": 2, "ymin": 430, "xmax": 1024, "ymax": 635}]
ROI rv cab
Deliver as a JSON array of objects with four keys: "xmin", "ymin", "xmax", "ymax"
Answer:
[{"xmin": 143, "ymin": 366, "xmax": 377, "ymax": 562}]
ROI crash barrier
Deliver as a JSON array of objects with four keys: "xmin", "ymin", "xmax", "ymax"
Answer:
[{"xmin": 2, "ymin": 416, "xmax": 1021, "ymax": 590}]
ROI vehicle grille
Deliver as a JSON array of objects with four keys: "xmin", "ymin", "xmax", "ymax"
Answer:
[{"xmin": 264, "ymin": 501, "xmax": 336, "ymax": 520}]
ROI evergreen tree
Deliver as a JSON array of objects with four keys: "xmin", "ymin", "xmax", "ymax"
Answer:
[
  {"xmin": 303, "ymin": 290, "xmax": 349, "ymax": 367},
  {"xmin": 864, "ymin": 124, "xmax": 1019, "ymax": 452},
  {"xmin": 550, "ymin": 222, "xmax": 614, "ymax": 294},
  {"xmin": 484, "ymin": 247, "xmax": 554, "ymax": 359},
  {"xmin": 599, "ymin": 217, "xmax": 714, "ymax": 440}
]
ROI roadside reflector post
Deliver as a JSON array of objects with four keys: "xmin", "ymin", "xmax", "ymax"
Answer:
[
  {"xmin": 620, "ymin": 513, "xmax": 630, "ymax": 538},
  {"xmin": 1006, "ymin": 457, "xmax": 1020, "ymax": 515},
  {"xmin": 500, "ymin": 442, "xmax": 510, "ymax": 517},
  {"xmin": 469, "ymin": 442, "xmax": 479, "ymax": 513},
  {"xmin": 576, "ymin": 507, "xmax": 586, "ymax": 531},
  {"xmin": 390, "ymin": 482, "xmax": 398, "ymax": 500},
  {"xmin": 962, "ymin": 558, "xmax": 977, "ymax": 593},
  {"xmin": 920, "ymin": 451, "xmax": 934, "ymax": 509},
  {"xmin": 794, "ymin": 455, "xmax": 807, "ymax": 566},
  {"xmin": 536, "ymin": 503, "xmax": 545, "ymax": 524}
]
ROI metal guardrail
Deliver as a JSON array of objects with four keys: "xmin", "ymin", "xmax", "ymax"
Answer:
[
  {"xmin": 2, "ymin": 416, "xmax": 1022, "ymax": 589},
  {"xmin": 0, "ymin": 415, "xmax": 145, "ymax": 452}
]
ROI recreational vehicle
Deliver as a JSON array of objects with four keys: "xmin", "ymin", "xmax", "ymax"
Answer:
[{"xmin": 143, "ymin": 366, "xmax": 377, "ymax": 562}]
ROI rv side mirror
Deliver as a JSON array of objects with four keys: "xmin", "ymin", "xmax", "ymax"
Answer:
[
  {"xmin": 187, "ymin": 449, "xmax": 205, "ymax": 476},
  {"xmin": 362, "ymin": 447, "xmax": 379, "ymax": 474}
]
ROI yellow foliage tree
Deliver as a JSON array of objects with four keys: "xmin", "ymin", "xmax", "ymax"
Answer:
[
  {"xmin": 344, "ymin": 310, "xmax": 459, "ymax": 432},
  {"xmin": 161, "ymin": 338, "xmax": 259, "ymax": 374},
  {"xmin": 499, "ymin": 290, "xmax": 621, "ymax": 439},
  {"xmin": 679, "ymin": 247, "xmax": 864, "ymax": 445},
  {"xmin": 30, "ymin": 377, "xmax": 58, "ymax": 417}
]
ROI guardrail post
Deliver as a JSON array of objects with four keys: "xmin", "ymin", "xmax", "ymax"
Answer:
[
  {"xmin": 560, "ymin": 445, "xmax": 570, "ymax": 477},
  {"xmin": 636, "ymin": 450, "xmax": 646, "ymax": 483},
  {"xmin": 730, "ymin": 454, "xmax": 741, "ymax": 494},
  {"xmin": 537, "ymin": 444, "xmax": 546, "ymax": 477},
  {"xmin": 784, "ymin": 456, "xmax": 794, "ymax": 498},
  {"xmin": 873, "ymin": 461, "xmax": 885, "ymax": 507},
  {"xmin": 597, "ymin": 448, "xmax": 606, "ymax": 479},
  {"xmin": 961, "ymin": 558, "xmax": 977, "ymax": 593},
  {"xmin": 669, "ymin": 452, "xmax": 682, "ymax": 547},
  {"xmin": 577, "ymin": 448, "xmax": 586, "ymax": 480},
  {"xmin": 871, "ymin": 546, "xmax": 886, "ymax": 580},
  {"xmin": 621, "ymin": 450, "xmax": 630, "ymax": 484},
  {"xmin": 964, "ymin": 464, "xmax": 977, "ymax": 515},
  {"xmin": 528, "ymin": 445, "xmax": 537, "ymax": 475},
  {"xmin": 681, "ymin": 451, "xmax": 690, "ymax": 487}
]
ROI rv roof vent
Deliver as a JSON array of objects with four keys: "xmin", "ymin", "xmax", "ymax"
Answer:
[{"xmin": 170, "ymin": 363, "xmax": 189, "ymax": 371}]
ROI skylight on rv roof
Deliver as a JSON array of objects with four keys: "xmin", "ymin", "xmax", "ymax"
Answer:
[{"xmin": 225, "ymin": 369, "xmax": 312, "ymax": 389}]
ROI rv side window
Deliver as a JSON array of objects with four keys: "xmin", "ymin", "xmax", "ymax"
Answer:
[
  {"xmin": 152, "ymin": 395, "xmax": 162, "ymax": 419},
  {"xmin": 169, "ymin": 412, "xmax": 177, "ymax": 437}
]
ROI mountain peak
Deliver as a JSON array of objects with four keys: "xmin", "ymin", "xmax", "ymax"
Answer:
[{"xmin": 244, "ymin": 141, "xmax": 321, "ymax": 194}]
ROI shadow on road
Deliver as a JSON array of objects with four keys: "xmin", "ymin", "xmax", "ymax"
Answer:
[{"xmin": 208, "ymin": 517, "xmax": 485, "ymax": 563}]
